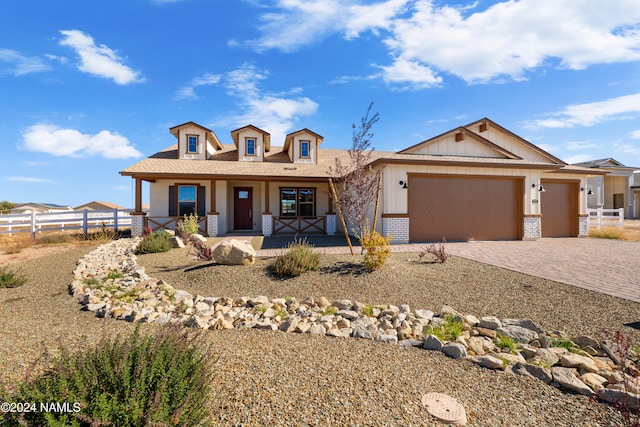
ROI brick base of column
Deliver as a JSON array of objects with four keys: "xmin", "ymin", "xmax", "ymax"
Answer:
[
  {"xmin": 262, "ymin": 213, "xmax": 273, "ymax": 236},
  {"xmin": 207, "ymin": 214, "xmax": 219, "ymax": 237},
  {"xmin": 382, "ymin": 216, "xmax": 409, "ymax": 243},
  {"xmin": 523, "ymin": 216, "xmax": 541, "ymax": 240}
]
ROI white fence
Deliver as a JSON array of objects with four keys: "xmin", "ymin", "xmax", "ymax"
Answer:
[
  {"xmin": 0, "ymin": 209, "xmax": 133, "ymax": 237},
  {"xmin": 588, "ymin": 208, "xmax": 625, "ymax": 230}
]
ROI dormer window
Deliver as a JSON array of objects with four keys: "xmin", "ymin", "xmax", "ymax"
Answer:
[
  {"xmin": 187, "ymin": 135, "xmax": 198, "ymax": 153},
  {"xmin": 300, "ymin": 140, "xmax": 310, "ymax": 158},
  {"xmin": 246, "ymin": 138, "xmax": 256, "ymax": 156}
]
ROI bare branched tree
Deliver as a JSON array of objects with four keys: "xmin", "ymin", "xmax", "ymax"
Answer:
[{"xmin": 328, "ymin": 102, "xmax": 383, "ymax": 239}]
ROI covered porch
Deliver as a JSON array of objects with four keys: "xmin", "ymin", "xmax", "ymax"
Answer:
[{"xmin": 129, "ymin": 176, "xmax": 338, "ymax": 237}]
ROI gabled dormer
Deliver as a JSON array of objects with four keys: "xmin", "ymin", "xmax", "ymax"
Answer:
[
  {"xmin": 170, "ymin": 121, "xmax": 223, "ymax": 160},
  {"xmin": 230, "ymin": 125, "xmax": 270, "ymax": 162},
  {"xmin": 283, "ymin": 128, "xmax": 323, "ymax": 164}
]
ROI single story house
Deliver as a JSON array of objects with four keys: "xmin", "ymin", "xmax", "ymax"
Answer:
[
  {"xmin": 572, "ymin": 158, "xmax": 639, "ymax": 218},
  {"xmin": 9, "ymin": 203, "xmax": 73, "ymax": 214},
  {"xmin": 74, "ymin": 201, "xmax": 126, "ymax": 211},
  {"xmin": 120, "ymin": 118, "xmax": 605, "ymax": 242}
]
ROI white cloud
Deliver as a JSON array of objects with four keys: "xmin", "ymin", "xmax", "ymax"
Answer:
[
  {"xmin": 213, "ymin": 63, "xmax": 319, "ymax": 143},
  {"xmin": 565, "ymin": 140, "xmax": 601, "ymax": 151},
  {"xmin": 175, "ymin": 73, "xmax": 222, "ymax": 100},
  {"xmin": 528, "ymin": 93, "xmax": 640, "ymax": 129},
  {"xmin": 245, "ymin": 0, "xmax": 640, "ymax": 88},
  {"xmin": 383, "ymin": 0, "xmax": 640, "ymax": 85},
  {"xmin": 563, "ymin": 153, "xmax": 594, "ymax": 164},
  {"xmin": 22, "ymin": 124, "xmax": 143, "ymax": 159},
  {"xmin": 8, "ymin": 176, "xmax": 55, "ymax": 183},
  {"xmin": 630, "ymin": 129, "xmax": 640, "ymax": 139},
  {"xmin": 0, "ymin": 48, "xmax": 51, "ymax": 76},
  {"xmin": 378, "ymin": 58, "xmax": 442, "ymax": 89},
  {"xmin": 245, "ymin": 0, "xmax": 409, "ymax": 52},
  {"xmin": 59, "ymin": 30, "xmax": 143, "ymax": 84}
]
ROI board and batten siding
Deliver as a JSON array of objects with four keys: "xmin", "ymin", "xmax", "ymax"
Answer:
[
  {"xmin": 408, "ymin": 133, "xmax": 498, "ymax": 157},
  {"xmin": 469, "ymin": 127, "xmax": 554, "ymax": 164}
]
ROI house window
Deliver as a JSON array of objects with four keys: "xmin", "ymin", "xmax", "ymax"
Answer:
[
  {"xmin": 300, "ymin": 140, "xmax": 310, "ymax": 158},
  {"xmin": 187, "ymin": 135, "xmax": 198, "ymax": 153},
  {"xmin": 280, "ymin": 188, "xmax": 315, "ymax": 216},
  {"xmin": 246, "ymin": 138, "xmax": 256, "ymax": 156},
  {"xmin": 178, "ymin": 185, "xmax": 197, "ymax": 216}
]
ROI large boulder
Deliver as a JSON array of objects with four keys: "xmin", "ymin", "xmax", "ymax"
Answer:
[{"xmin": 212, "ymin": 239, "xmax": 256, "ymax": 265}]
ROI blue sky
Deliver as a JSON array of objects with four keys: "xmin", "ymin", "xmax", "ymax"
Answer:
[{"xmin": 2, "ymin": 0, "xmax": 640, "ymax": 209}]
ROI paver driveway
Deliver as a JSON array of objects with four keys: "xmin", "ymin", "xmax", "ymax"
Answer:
[
  {"xmin": 257, "ymin": 236, "xmax": 640, "ymax": 303},
  {"xmin": 445, "ymin": 238, "xmax": 640, "ymax": 303}
]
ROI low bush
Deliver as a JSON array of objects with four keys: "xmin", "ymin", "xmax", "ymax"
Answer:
[
  {"xmin": 0, "ymin": 265, "xmax": 27, "ymax": 288},
  {"xmin": 36, "ymin": 233, "xmax": 73, "ymax": 245},
  {"xmin": 419, "ymin": 238, "xmax": 448, "ymax": 263},
  {"xmin": 358, "ymin": 222, "xmax": 392, "ymax": 270},
  {"xmin": 2, "ymin": 326, "xmax": 215, "ymax": 427},
  {"xmin": 589, "ymin": 227, "xmax": 624, "ymax": 240},
  {"xmin": 81, "ymin": 223, "xmax": 119, "ymax": 242},
  {"xmin": 272, "ymin": 237, "xmax": 320, "ymax": 277},
  {"xmin": 424, "ymin": 315, "xmax": 464, "ymax": 342},
  {"xmin": 496, "ymin": 334, "xmax": 519, "ymax": 355},
  {"xmin": 188, "ymin": 237, "xmax": 214, "ymax": 262},
  {"xmin": 134, "ymin": 231, "xmax": 172, "ymax": 254},
  {"xmin": 177, "ymin": 214, "xmax": 200, "ymax": 239}
]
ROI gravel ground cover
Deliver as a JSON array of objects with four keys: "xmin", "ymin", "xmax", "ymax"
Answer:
[{"xmin": 1, "ymin": 241, "xmax": 638, "ymax": 426}]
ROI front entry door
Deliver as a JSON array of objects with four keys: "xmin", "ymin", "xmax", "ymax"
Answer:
[{"xmin": 234, "ymin": 187, "xmax": 253, "ymax": 230}]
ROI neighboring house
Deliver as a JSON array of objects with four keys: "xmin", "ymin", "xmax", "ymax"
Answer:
[
  {"xmin": 9, "ymin": 203, "xmax": 73, "ymax": 214},
  {"xmin": 74, "ymin": 201, "xmax": 125, "ymax": 211},
  {"xmin": 572, "ymin": 158, "xmax": 639, "ymax": 218},
  {"xmin": 120, "ymin": 118, "xmax": 605, "ymax": 242}
]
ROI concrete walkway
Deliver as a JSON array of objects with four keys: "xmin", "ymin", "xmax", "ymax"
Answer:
[{"xmin": 256, "ymin": 237, "xmax": 640, "ymax": 303}]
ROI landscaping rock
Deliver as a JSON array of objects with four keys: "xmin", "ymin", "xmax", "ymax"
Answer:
[
  {"xmin": 512, "ymin": 362, "xmax": 553, "ymax": 384},
  {"xmin": 442, "ymin": 343, "xmax": 467, "ymax": 359},
  {"xmin": 473, "ymin": 355, "xmax": 507, "ymax": 370},
  {"xmin": 212, "ymin": 239, "xmax": 256, "ymax": 265},
  {"xmin": 559, "ymin": 353, "xmax": 598, "ymax": 373},
  {"xmin": 551, "ymin": 367, "xmax": 594, "ymax": 396},
  {"xmin": 479, "ymin": 316, "xmax": 502, "ymax": 330},
  {"xmin": 497, "ymin": 325, "xmax": 538, "ymax": 343},
  {"xmin": 423, "ymin": 334, "xmax": 444, "ymax": 351}
]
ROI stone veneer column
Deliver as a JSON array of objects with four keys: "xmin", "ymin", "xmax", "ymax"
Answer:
[
  {"xmin": 262, "ymin": 213, "xmax": 273, "ymax": 236},
  {"xmin": 326, "ymin": 214, "xmax": 336, "ymax": 235},
  {"xmin": 382, "ymin": 215, "xmax": 409, "ymax": 243},
  {"xmin": 207, "ymin": 213, "xmax": 219, "ymax": 237},
  {"xmin": 578, "ymin": 215, "xmax": 589, "ymax": 237},
  {"xmin": 131, "ymin": 213, "xmax": 146, "ymax": 237},
  {"xmin": 523, "ymin": 215, "xmax": 541, "ymax": 240}
]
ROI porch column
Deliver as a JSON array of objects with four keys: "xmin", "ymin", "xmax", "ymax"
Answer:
[
  {"xmin": 207, "ymin": 178, "xmax": 219, "ymax": 237},
  {"xmin": 523, "ymin": 214, "xmax": 542, "ymax": 240},
  {"xmin": 262, "ymin": 180, "xmax": 273, "ymax": 236},
  {"xmin": 131, "ymin": 177, "xmax": 146, "ymax": 236},
  {"xmin": 326, "ymin": 183, "xmax": 335, "ymax": 234}
]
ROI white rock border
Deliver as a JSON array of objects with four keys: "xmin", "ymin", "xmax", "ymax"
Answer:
[{"xmin": 69, "ymin": 238, "xmax": 640, "ymax": 410}]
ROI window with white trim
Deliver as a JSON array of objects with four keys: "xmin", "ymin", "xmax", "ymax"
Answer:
[
  {"xmin": 246, "ymin": 138, "xmax": 256, "ymax": 156},
  {"xmin": 187, "ymin": 135, "xmax": 198, "ymax": 153},
  {"xmin": 300, "ymin": 140, "xmax": 310, "ymax": 158}
]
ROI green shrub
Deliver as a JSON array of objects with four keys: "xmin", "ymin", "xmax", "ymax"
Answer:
[
  {"xmin": 134, "ymin": 231, "xmax": 172, "ymax": 254},
  {"xmin": 176, "ymin": 214, "xmax": 200, "ymax": 238},
  {"xmin": 424, "ymin": 315, "xmax": 464, "ymax": 342},
  {"xmin": 496, "ymin": 334, "xmax": 519, "ymax": 354},
  {"xmin": 3, "ymin": 326, "xmax": 215, "ymax": 427},
  {"xmin": 272, "ymin": 237, "xmax": 320, "ymax": 277},
  {"xmin": 358, "ymin": 222, "xmax": 392, "ymax": 270},
  {"xmin": 0, "ymin": 265, "xmax": 27, "ymax": 288}
]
